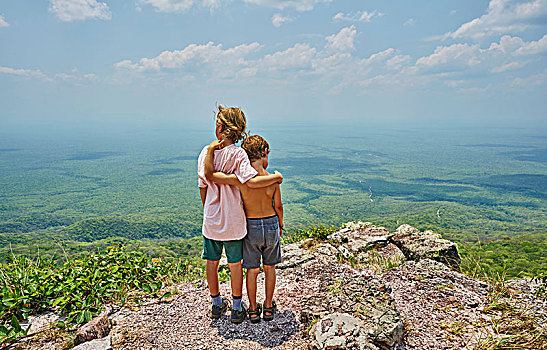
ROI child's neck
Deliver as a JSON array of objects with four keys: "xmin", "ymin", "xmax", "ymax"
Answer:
[
  {"xmin": 251, "ymin": 159, "xmax": 268, "ymax": 175},
  {"xmin": 221, "ymin": 137, "xmax": 235, "ymax": 147}
]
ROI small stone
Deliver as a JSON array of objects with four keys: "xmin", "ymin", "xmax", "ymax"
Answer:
[
  {"xmin": 72, "ymin": 336, "xmax": 112, "ymax": 350},
  {"xmin": 74, "ymin": 312, "xmax": 112, "ymax": 345}
]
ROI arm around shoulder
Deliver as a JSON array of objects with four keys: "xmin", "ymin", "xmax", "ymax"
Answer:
[{"xmin": 246, "ymin": 171, "xmax": 283, "ymax": 189}]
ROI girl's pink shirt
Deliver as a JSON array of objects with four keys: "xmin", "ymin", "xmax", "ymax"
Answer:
[{"xmin": 197, "ymin": 144, "xmax": 258, "ymax": 241}]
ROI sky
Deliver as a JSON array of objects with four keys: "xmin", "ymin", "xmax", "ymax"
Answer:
[{"xmin": 0, "ymin": 0, "xmax": 546, "ymax": 129}]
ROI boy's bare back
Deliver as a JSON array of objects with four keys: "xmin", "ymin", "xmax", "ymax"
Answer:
[{"xmin": 237, "ymin": 177, "xmax": 279, "ymax": 219}]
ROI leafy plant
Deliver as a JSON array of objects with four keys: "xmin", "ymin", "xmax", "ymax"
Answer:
[
  {"xmin": 282, "ymin": 224, "xmax": 338, "ymax": 244},
  {"xmin": 0, "ymin": 245, "xmax": 204, "ymax": 345}
]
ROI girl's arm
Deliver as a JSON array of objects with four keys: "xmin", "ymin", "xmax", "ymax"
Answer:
[
  {"xmin": 200, "ymin": 186, "xmax": 207, "ymax": 206},
  {"xmin": 273, "ymin": 184, "xmax": 284, "ymax": 236},
  {"xmin": 246, "ymin": 171, "xmax": 283, "ymax": 188}
]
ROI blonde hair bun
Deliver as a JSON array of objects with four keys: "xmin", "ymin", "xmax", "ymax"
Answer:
[{"xmin": 215, "ymin": 104, "xmax": 248, "ymax": 143}]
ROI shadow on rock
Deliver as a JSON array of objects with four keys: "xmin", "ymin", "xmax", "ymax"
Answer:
[{"xmin": 209, "ymin": 310, "xmax": 299, "ymax": 348}]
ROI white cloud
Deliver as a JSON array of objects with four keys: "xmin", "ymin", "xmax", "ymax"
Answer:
[
  {"xmin": 0, "ymin": 15, "xmax": 9, "ymax": 27},
  {"xmin": 111, "ymin": 29, "xmax": 547, "ymax": 95},
  {"xmin": 0, "ymin": 65, "xmax": 102, "ymax": 85},
  {"xmin": 55, "ymin": 72, "xmax": 100, "ymax": 84},
  {"xmin": 271, "ymin": 13, "xmax": 294, "ymax": 27},
  {"xmin": 487, "ymin": 34, "xmax": 547, "ymax": 55},
  {"xmin": 403, "ymin": 18, "xmax": 416, "ymax": 27},
  {"xmin": 515, "ymin": 34, "xmax": 547, "ymax": 55},
  {"xmin": 115, "ymin": 41, "xmax": 263, "ymax": 80},
  {"xmin": 0, "ymin": 66, "xmax": 51, "ymax": 81},
  {"xmin": 243, "ymin": 0, "xmax": 332, "ymax": 12},
  {"xmin": 333, "ymin": 10, "xmax": 382, "ymax": 23},
  {"xmin": 325, "ymin": 26, "xmax": 357, "ymax": 52},
  {"xmin": 141, "ymin": 0, "xmax": 330, "ymax": 12},
  {"xmin": 259, "ymin": 43, "xmax": 316, "ymax": 71},
  {"xmin": 490, "ymin": 61, "xmax": 525, "ymax": 72},
  {"xmin": 446, "ymin": 0, "xmax": 547, "ymax": 39},
  {"xmin": 416, "ymin": 43, "xmax": 481, "ymax": 72},
  {"xmin": 49, "ymin": 0, "xmax": 112, "ymax": 22},
  {"xmin": 140, "ymin": 0, "xmax": 221, "ymax": 13},
  {"xmin": 511, "ymin": 69, "xmax": 547, "ymax": 87},
  {"xmin": 415, "ymin": 34, "xmax": 546, "ymax": 79}
]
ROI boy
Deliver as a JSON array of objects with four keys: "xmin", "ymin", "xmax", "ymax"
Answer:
[
  {"xmin": 205, "ymin": 135, "xmax": 284, "ymax": 323},
  {"xmin": 198, "ymin": 106, "xmax": 282, "ymax": 324}
]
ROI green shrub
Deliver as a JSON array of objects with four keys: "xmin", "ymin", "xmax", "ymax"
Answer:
[
  {"xmin": 282, "ymin": 224, "xmax": 338, "ymax": 244},
  {"xmin": 0, "ymin": 245, "xmax": 203, "ymax": 344}
]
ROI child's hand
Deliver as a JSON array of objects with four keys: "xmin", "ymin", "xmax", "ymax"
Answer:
[
  {"xmin": 208, "ymin": 139, "xmax": 224, "ymax": 150},
  {"xmin": 274, "ymin": 170, "xmax": 283, "ymax": 184},
  {"xmin": 280, "ymin": 227, "xmax": 283, "ymax": 237}
]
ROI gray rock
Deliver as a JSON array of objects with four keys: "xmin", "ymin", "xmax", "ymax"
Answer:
[
  {"xmin": 74, "ymin": 312, "xmax": 112, "ymax": 345},
  {"xmin": 416, "ymin": 258, "xmax": 451, "ymax": 272},
  {"xmin": 24, "ymin": 312, "xmax": 59, "ymax": 336},
  {"xmin": 72, "ymin": 336, "xmax": 112, "ymax": 350},
  {"xmin": 328, "ymin": 223, "xmax": 392, "ymax": 252},
  {"xmin": 277, "ymin": 242, "xmax": 314, "ymax": 269},
  {"xmin": 311, "ymin": 313, "xmax": 376, "ymax": 350},
  {"xmin": 391, "ymin": 224, "xmax": 461, "ymax": 270}
]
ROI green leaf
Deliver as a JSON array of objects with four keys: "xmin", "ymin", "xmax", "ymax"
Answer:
[
  {"xmin": 160, "ymin": 291, "xmax": 173, "ymax": 300},
  {"xmin": 11, "ymin": 315, "xmax": 21, "ymax": 333},
  {"xmin": 52, "ymin": 296, "xmax": 65, "ymax": 307},
  {"xmin": 77, "ymin": 311, "xmax": 85, "ymax": 324},
  {"xmin": 0, "ymin": 325, "xmax": 8, "ymax": 337},
  {"xmin": 2, "ymin": 297, "xmax": 15, "ymax": 307},
  {"xmin": 84, "ymin": 310, "xmax": 92, "ymax": 323}
]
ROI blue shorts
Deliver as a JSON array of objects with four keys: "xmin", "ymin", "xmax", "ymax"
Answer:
[{"xmin": 243, "ymin": 215, "xmax": 282, "ymax": 269}]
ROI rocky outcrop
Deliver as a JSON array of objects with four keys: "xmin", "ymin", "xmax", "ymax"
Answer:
[
  {"xmin": 17, "ymin": 220, "xmax": 545, "ymax": 350},
  {"xmin": 391, "ymin": 224, "xmax": 461, "ymax": 270},
  {"xmin": 297, "ymin": 262, "xmax": 404, "ymax": 349}
]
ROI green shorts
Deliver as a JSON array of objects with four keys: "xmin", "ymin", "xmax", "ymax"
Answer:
[{"xmin": 201, "ymin": 236, "xmax": 243, "ymax": 264}]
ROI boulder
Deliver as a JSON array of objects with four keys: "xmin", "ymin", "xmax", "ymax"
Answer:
[
  {"xmin": 391, "ymin": 224, "xmax": 460, "ymax": 270},
  {"xmin": 328, "ymin": 223, "xmax": 392, "ymax": 254},
  {"xmin": 277, "ymin": 242, "xmax": 314, "ymax": 269},
  {"xmin": 303, "ymin": 271, "xmax": 404, "ymax": 349},
  {"xmin": 74, "ymin": 312, "xmax": 112, "ymax": 345},
  {"xmin": 311, "ymin": 313, "xmax": 376, "ymax": 350}
]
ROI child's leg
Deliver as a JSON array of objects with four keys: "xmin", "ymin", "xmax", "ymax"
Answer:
[
  {"xmin": 228, "ymin": 262, "xmax": 244, "ymax": 298},
  {"xmin": 263, "ymin": 264, "xmax": 276, "ymax": 313},
  {"xmin": 245, "ymin": 268, "xmax": 260, "ymax": 312},
  {"xmin": 202, "ymin": 237, "xmax": 223, "ymax": 307},
  {"xmin": 224, "ymin": 239, "xmax": 245, "ymax": 312},
  {"xmin": 206, "ymin": 260, "xmax": 220, "ymax": 296}
]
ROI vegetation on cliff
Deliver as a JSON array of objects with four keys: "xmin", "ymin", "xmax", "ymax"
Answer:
[{"xmin": 0, "ymin": 245, "xmax": 203, "ymax": 344}]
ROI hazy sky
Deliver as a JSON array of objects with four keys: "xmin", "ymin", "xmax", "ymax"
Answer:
[{"xmin": 1, "ymin": 0, "xmax": 546, "ymax": 127}]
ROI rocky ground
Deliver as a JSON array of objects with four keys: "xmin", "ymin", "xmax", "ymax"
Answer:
[{"xmin": 12, "ymin": 222, "xmax": 547, "ymax": 350}]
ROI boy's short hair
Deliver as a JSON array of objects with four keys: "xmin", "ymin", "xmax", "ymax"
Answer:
[
  {"xmin": 242, "ymin": 135, "xmax": 269, "ymax": 161},
  {"xmin": 216, "ymin": 105, "xmax": 247, "ymax": 143}
]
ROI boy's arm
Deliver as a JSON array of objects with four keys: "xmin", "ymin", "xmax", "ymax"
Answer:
[
  {"xmin": 246, "ymin": 171, "xmax": 283, "ymax": 188},
  {"xmin": 204, "ymin": 140, "xmax": 243, "ymax": 187},
  {"xmin": 273, "ymin": 184, "xmax": 284, "ymax": 236}
]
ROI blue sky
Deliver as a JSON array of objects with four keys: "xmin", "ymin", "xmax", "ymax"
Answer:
[{"xmin": 0, "ymin": 0, "xmax": 546, "ymax": 128}]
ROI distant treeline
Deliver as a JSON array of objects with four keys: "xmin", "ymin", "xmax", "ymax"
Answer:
[{"xmin": 62, "ymin": 215, "xmax": 201, "ymax": 241}]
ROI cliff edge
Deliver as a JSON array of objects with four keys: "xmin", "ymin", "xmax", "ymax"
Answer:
[{"xmin": 18, "ymin": 222, "xmax": 547, "ymax": 350}]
